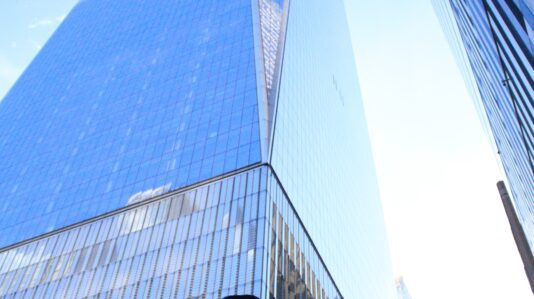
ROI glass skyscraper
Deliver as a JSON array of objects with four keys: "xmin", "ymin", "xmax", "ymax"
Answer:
[
  {"xmin": 433, "ymin": 0, "xmax": 533, "ymax": 289},
  {"xmin": 395, "ymin": 277, "xmax": 412, "ymax": 299},
  {"xmin": 0, "ymin": 0, "xmax": 395, "ymax": 298}
]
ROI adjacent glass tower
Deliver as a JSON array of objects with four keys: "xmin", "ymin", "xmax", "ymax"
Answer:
[
  {"xmin": 433, "ymin": 0, "xmax": 533, "ymax": 288},
  {"xmin": 395, "ymin": 277, "xmax": 413, "ymax": 299},
  {"xmin": 0, "ymin": 0, "xmax": 395, "ymax": 298}
]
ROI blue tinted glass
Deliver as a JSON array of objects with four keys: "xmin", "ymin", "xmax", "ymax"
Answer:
[
  {"xmin": 434, "ymin": 0, "xmax": 534, "ymax": 253},
  {"xmin": 0, "ymin": 166, "xmax": 342, "ymax": 299},
  {"xmin": 270, "ymin": 0, "xmax": 396, "ymax": 297},
  {"xmin": 0, "ymin": 0, "xmax": 261, "ymax": 247}
]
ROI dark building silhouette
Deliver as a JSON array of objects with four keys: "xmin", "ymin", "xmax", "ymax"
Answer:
[{"xmin": 497, "ymin": 181, "xmax": 534, "ymax": 293}]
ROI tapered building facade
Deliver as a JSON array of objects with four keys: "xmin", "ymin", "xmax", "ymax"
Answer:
[
  {"xmin": 395, "ymin": 277, "xmax": 412, "ymax": 299},
  {"xmin": 433, "ymin": 0, "xmax": 533, "ymax": 289},
  {"xmin": 0, "ymin": 0, "xmax": 395, "ymax": 298}
]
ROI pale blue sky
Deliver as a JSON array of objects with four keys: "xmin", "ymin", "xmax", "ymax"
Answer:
[
  {"xmin": 0, "ymin": 0, "xmax": 74, "ymax": 97},
  {"xmin": 0, "ymin": 1, "xmax": 531, "ymax": 298}
]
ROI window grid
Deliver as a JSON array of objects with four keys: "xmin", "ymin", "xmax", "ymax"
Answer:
[
  {"xmin": 0, "ymin": 0, "xmax": 262, "ymax": 248},
  {"xmin": 0, "ymin": 166, "xmax": 341, "ymax": 299}
]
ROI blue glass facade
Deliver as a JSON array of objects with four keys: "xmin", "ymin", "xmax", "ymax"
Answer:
[
  {"xmin": 0, "ymin": 0, "xmax": 395, "ymax": 298},
  {"xmin": 433, "ymin": 0, "xmax": 533, "ymax": 255},
  {"xmin": 0, "ymin": 166, "xmax": 342, "ymax": 299},
  {"xmin": 0, "ymin": 0, "xmax": 262, "ymax": 246},
  {"xmin": 270, "ymin": 0, "xmax": 396, "ymax": 297}
]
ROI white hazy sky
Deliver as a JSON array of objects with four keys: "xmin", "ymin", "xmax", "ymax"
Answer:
[
  {"xmin": 346, "ymin": 0, "xmax": 532, "ymax": 298},
  {"xmin": 0, "ymin": 1, "xmax": 532, "ymax": 298}
]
